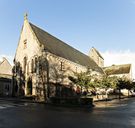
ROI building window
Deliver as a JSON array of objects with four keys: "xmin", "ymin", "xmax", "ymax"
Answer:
[
  {"xmin": 23, "ymin": 39, "xmax": 27, "ymax": 49},
  {"xmin": 31, "ymin": 59, "xmax": 34, "ymax": 73},
  {"xmin": 27, "ymin": 62, "xmax": 29, "ymax": 75},
  {"xmin": 34, "ymin": 57, "xmax": 38, "ymax": 73},
  {"xmin": 23, "ymin": 57, "xmax": 27, "ymax": 73},
  {"xmin": 60, "ymin": 62, "xmax": 65, "ymax": 71}
]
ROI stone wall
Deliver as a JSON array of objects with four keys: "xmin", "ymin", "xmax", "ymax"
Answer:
[{"xmin": 89, "ymin": 48, "xmax": 104, "ymax": 67}]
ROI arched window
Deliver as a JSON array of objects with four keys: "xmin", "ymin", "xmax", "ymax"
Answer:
[
  {"xmin": 34, "ymin": 57, "xmax": 38, "ymax": 73},
  {"xmin": 27, "ymin": 62, "xmax": 29, "ymax": 75},
  {"xmin": 31, "ymin": 59, "xmax": 34, "ymax": 73},
  {"xmin": 23, "ymin": 57, "xmax": 27, "ymax": 73}
]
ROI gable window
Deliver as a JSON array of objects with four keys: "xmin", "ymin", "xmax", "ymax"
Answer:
[{"xmin": 23, "ymin": 39, "xmax": 27, "ymax": 49}]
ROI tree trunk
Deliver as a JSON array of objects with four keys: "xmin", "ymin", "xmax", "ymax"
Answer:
[
  {"xmin": 43, "ymin": 82, "xmax": 47, "ymax": 102},
  {"xmin": 119, "ymin": 89, "xmax": 121, "ymax": 99}
]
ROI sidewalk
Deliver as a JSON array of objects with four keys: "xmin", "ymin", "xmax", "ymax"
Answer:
[
  {"xmin": 0, "ymin": 97, "xmax": 37, "ymax": 103},
  {"xmin": 94, "ymin": 96, "xmax": 135, "ymax": 108}
]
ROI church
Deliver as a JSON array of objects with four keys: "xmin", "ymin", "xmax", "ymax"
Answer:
[{"xmin": 13, "ymin": 14, "xmax": 104, "ymax": 101}]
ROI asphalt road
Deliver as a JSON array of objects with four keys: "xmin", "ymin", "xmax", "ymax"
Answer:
[{"xmin": 0, "ymin": 98, "xmax": 135, "ymax": 128}]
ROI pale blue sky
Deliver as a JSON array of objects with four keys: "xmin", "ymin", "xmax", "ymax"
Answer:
[{"xmin": 0, "ymin": 0, "xmax": 135, "ymax": 59}]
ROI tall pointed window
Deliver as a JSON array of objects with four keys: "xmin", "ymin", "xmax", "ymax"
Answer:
[
  {"xmin": 23, "ymin": 57, "xmax": 27, "ymax": 73},
  {"xmin": 34, "ymin": 57, "xmax": 38, "ymax": 73},
  {"xmin": 31, "ymin": 59, "xmax": 34, "ymax": 73},
  {"xmin": 27, "ymin": 62, "xmax": 29, "ymax": 75}
]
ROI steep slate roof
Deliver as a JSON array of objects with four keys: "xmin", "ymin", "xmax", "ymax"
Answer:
[
  {"xmin": 29, "ymin": 23, "xmax": 104, "ymax": 74},
  {"xmin": 103, "ymin": 64, "xmax": 131, "ymax": 75},
  {"xmin": 92, "ymin": 47, "xmax": 104, "ymax": 60}
]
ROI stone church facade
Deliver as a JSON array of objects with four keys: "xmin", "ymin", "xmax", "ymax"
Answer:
[{"xmin": 13, "ymin": 14, "xmax": 104, "ymax": 101}]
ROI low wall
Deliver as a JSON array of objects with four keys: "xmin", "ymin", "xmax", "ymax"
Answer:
[
  {"xmin": 92, "ymin": 93, "xmax": 133, "ymax": 101},
  {"xmin": 50, "ymin": 97, "xmax": 93, "ymax": 106}
]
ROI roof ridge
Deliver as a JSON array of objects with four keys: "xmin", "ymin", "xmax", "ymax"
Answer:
[{"xmin": 106, "ymin": 63, "xmax": 131, "ymax": 68}]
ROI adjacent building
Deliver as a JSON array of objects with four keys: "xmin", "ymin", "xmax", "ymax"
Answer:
[
  {"xmin": 103, "ymin": 64, "xmax": 132, "ymax": 80},
  {"xmin": 89, "ymin": 47, "xmax": 132, "ymax": 80},
  {"xmin": 0, "ymin": 57, "xmax": 12, "ymax": 96}
]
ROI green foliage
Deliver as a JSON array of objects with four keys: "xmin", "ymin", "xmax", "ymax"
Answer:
[
  {"xmin": 100, "ymin": 76, "xmax": 111, "ymax": 89},
  {"xmin": 116, "ymin": 78, "xmax": 132, "ymax": 90},
  {"xmin": 132, "ymin": 82, "xmax": 135, "ymax": 90},
  {"xmin": 68, "ymin": 69, "xmax": 94, "ymax": 89},
  {"xmin": 116, "ymin": 78, "xmax": 125, "ymax": 89},
  {"xmin": 68, "ymin": 69, "xmax": 134, "ymax": 93},
  {"xmin": 95, "ymin": 75, "xmax": 118, "ymax": 90}
]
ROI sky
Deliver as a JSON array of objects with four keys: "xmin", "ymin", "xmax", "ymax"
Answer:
[{"xmin": 0, "ymin": 0, "xmax": 135, "ymax": 78}]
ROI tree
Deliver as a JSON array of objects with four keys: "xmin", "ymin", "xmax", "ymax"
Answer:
[
  {"xmin": 124, "ymin": 80, "xmax": 132, "ymax": 97},
  {"xmin": 37, "ymin": 57, "xmax": 48, "ymax": 101},
  {"xmin": 116, "ymin": 78, "xmax": 127, "ymax": 99},
  {"xmin": 92, "ymin": 75, "xmax": 119, "ymax": 99},
  {"xmin": 12, "ymin": 61, "xmax": 25, "ymax": 97},
  {"xmin": 100, "ymin": 75, "xmax": 111, "ymax": 89},
  {"xmin": 132, "ymin": 81, "xmax": 135, "ymax": 91},
  {"xmin": 68, "ymin": 69, "xmax": 95, "ymax": 96},
  {"xmin": 49, "ymin": 62, "xmax": 68, "ymax": 97}
]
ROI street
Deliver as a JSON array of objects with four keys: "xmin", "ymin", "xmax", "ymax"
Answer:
[{"xmin": 0, "ymin": 98, "xmax": 135, "ymax": 128}]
